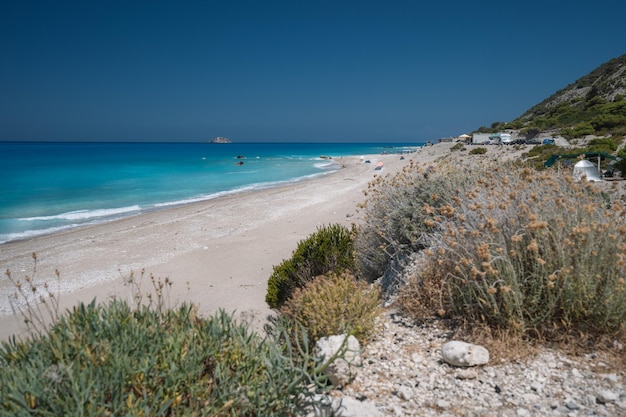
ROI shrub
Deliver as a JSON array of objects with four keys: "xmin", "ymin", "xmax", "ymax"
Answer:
[
  {"xmin": 469, "ymin": 147, "xmax": 487, "ymax": 155},
  {"xmin": 0, "ymin": 300, "xmax": 334, "ymax": 416},
  {"xmin": 355, "ymin": 160, "xmax": 468, "ymax": 281},
  {"xmin": 280, "ymin": 272, "xmax": 382, "ymax": 347},
  {"xmin": 266, "ymin": 224, "xmax": 356, "ymax": 309},
  {"xmin": 392, "ymin": 161, "xmax": 626, "ymax": 340},
  {"xmin": 450, "ymin": 142, "xmax": 465, "ymax": 152}
]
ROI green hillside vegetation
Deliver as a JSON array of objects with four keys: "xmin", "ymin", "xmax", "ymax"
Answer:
[
  {"xmin": 487, "ymin": 53, "xmax": 626, "ymax": 139},
  {"xmin": 477, "ymin": 53, "xmax": 626, "ymax": 172}
]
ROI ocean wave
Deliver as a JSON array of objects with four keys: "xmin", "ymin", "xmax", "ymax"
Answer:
[
  {"xmin": 0, "ymin": 224, "xmax": 78, "ymax": 244},
  {"xmin": 153, "ymin": 169, "xmax": 340, "ymax": 209},
  {"xmin": 313, "ymin": 161, "xmax": 336, "ymax": 169},
  {"xmin": 20, "ymin": 206, "xmax": 143, "ymax": 222}
]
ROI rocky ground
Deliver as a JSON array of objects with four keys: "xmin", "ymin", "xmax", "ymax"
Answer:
[
  {"xmin": 325, "ymin": 311, "xmax": 625, "ymax": 417},
  {"xmin": 317, "ymin": 140, "xmax": 626, "ymax": 416}
]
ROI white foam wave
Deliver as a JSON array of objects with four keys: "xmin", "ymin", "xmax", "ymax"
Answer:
[
  {"xmin": 20, "ymin": 206, "xmax": 142, "ymax": 222},
  {"xmin": 0, "ymin": 224, "xmax": 78, "ymax": 244},
  {"xmin": 313, "ymin": 161, "xmax": 335, "ymax": 169},
  {"xmin": 153, "ymin": 169, "xmax": 340, "ymax": 209}
]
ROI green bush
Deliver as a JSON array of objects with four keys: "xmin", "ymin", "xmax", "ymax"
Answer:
[
  {"xmin": 280, "ymin": 272, "xmax": 382, "ymax": 347},
  {"xmin": 0, "ymin": 300, "xmax": 333, "ymax": 416},
  {"xmin": 469, "ymin": 147, "xmax": 487, "ymax": 155},
  {"xmin": 450, "ymin": 142, "xmax": 465, "ymax": 152},
  {"xmin": 266, "ymin": 224, "xmax": 356, "ymax": 309}
]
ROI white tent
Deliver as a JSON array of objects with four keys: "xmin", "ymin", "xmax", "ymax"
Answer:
[{"xmin": 573, "ymin": 160, "xmax": 602, "ymax": 182}]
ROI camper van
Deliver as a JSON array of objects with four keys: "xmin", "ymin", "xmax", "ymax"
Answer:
[{"xmin": 500, "ymin": 133, "xmax": 513, "ymax": 144}]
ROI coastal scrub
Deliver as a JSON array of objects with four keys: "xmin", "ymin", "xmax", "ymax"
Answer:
[{"xmin": 358, "ymin": 158, "xmax": 626, "ymax": 343}]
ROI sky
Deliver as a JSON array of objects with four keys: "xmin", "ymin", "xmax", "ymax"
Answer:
[{"xmin": 1, "ymin": 1, "xmax": 624, "ymax": 143}]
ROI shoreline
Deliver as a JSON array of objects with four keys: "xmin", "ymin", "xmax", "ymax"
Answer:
[
  {"xmin": 0, "ymin": 151, "xmax": 415, "ymax": 341},
  {"xmin": 0, "ymin": 164, "xmax": 344, "ymax": 246}
]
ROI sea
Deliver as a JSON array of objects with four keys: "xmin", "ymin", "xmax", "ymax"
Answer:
[{"xmin": 0, "ymin": 141, "xmax": 423, "ymax": 244}]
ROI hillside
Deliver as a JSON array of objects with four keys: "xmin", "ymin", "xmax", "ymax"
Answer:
[{"xmin": 480, "ymin": 53, "xmax": 626, "ymax": 140}]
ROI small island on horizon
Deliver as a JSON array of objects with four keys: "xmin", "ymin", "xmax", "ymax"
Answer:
[{"xmin": 210, "ymin": 136, "xmax": 232, "ymax": 144}]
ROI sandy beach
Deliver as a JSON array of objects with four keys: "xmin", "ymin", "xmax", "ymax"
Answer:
[{"xmin": 0, "ymin": 150, "xmax": 417, "ymax": 341}]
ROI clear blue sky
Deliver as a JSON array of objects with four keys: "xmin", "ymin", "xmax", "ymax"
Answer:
[{"xmin": 1, "ymin": 1, "xmax": 624, "ymax": 142}]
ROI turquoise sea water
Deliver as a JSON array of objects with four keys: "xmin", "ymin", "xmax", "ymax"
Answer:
[{"xmin": 0, "ymin": 142, "xmax": 423, "ymax": 244}]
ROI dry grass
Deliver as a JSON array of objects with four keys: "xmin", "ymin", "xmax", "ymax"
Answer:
[
  {"xmin": 358, "ymin": 157, "xmax": 626, "ymax": 358},
  {"xmin": 280, "ymin": 272, "xmax": 383, "ymax": 347}
]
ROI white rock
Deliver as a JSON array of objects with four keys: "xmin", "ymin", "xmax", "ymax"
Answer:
[
  {"xmin": 596, "ymin": 390, "xmax": 619, "ymax": 404},
  {"xmin": 315, "ymin": 334, "xmax": 362, "ymax": 387},
  {"xmin": 441, "ymin": 341, "xmax": 490, "ymax": 367},
  {"xmin": 395, "ymin": 385, "xmax": 414, "ymax": 400},
  {"xmin": 332, "ymin": 396, "xmax": 383, "ymax": 417}
]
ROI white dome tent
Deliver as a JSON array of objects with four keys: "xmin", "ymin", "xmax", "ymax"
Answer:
[{"xmin": 573, "ymin": 159, "xmax": 602, "ymax": 182}]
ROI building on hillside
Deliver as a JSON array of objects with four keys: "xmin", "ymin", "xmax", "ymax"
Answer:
[
  {"xmin": 472, "ymin": 132, "xmax": 516, "ymax": 145},
  {"xmin": 471, "ymin": 133, "xmax": 493, "ymax": 144}
]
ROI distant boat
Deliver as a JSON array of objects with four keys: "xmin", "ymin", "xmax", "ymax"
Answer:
[
  {"xmin": 235, "ymin": 161, "xmax": 244, "ymax": 166},
  {"xmin": 375, "ymin": 161, "xmax": 384, "ymax": 170},
  {"xmin": 210, "ymin": 136, "xmax": 232, "ymax": 144},
  {"xmin": 236, "ymin": 155, "xmax": 246, "ymax": 159}
]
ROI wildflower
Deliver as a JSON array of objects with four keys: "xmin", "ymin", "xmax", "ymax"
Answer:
[
  {"xmin": 487, "ymin": 287, "xmax": 497, "ymax": 294},
  {"xmin": 438, "ymin": 204, "xmax": 455, "ymax": 217},
  {"xmin": 470, "ymin": 266, "xmax": 481, "ymax": 279},
  {"xmin": 500, "ymin": 285, "xmax": 511, "ymax": 294},
  {"xmin": 477, "ymin": 243, "xmax": 491, "ymax": 261},
  {"xmin": 527, "ymin": 221, "xmax": 548, "ymax": 231},
  {"xmin": 423, "ymin": 218, "xmax": 436, "ymax": 228},
  {"xmin": 536, "ymin": 258, "xmax": 546, "ymax": 266},
  {"xmin": 511, "ymin": 234, "xmax": 523, "ymax": 243},
  {"xmin": 527, "ymin": 239, "xmax": 539, "ymax": 253}
]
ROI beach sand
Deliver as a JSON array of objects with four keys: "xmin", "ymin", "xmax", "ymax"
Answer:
[
  {"xmin": 0, "ymin": 150, "xmax": 411, "ymax": 341},
  {"xmin": 1, "ymin": 141, "xmax": 531, "ymax": 341}
]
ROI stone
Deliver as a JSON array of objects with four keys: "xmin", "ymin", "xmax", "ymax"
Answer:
[
  {"xmin": 395, "ymin": 385, "xmax": 414, "ymax": 400},
  {"xmin": 332, "ymin": 397, "xmax": 383, "ymax": 417},
  {"xmin": 565, "ymin": 399, "xmax": 581, "ymax": 410},
  {"xmin": 596, "ymin": 390, "xmax": 619, "ymax": 404},
  {"xmin": 441, "ymin": 341, "xmax": 490, "ymax": 367},
  {"xmin": 314, "ymin": 334, "xmax": 362, "ymax": 387}
]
